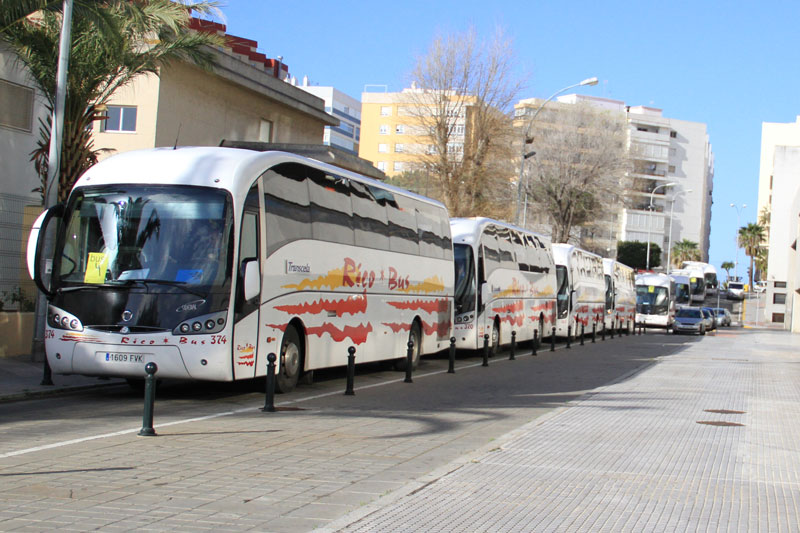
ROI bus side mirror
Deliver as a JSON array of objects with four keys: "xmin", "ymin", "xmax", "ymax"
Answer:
[
  {"xmin": 28, "ymin": 205, "xmax": 64, "ymax": 299},
  {"xmin": 480, "ymin": 282, "xmax": 490, "ymax": 305},
  {"xmin": 243, "ymin": 259, "xmax": 260, "ymax": 301},
  {"xmin": 244, "ymin": 259, "xmax": 261, "ymax": 300}
]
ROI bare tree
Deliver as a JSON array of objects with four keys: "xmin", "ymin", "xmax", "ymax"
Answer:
[
  {"xmin": 405, "ymin": 27, "xmax": 524, "ymax": 218},
  {"xmin": 522, "ymin": 102, "xmax": 631, "ymax": 243}
]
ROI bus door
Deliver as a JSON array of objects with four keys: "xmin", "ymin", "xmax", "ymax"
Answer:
[{"xmin": 232, "ymin": 184, "xmax": 262, "ymax": 379}]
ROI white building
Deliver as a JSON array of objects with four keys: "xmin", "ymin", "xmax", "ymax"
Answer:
[
  {"xmin": 757, "ymin": 117, "xmax": 800, "ymax": 330},
  {"xmin": 299, "ymin": 82, "xmax": 361, "ymax": 154},
  {"xmin": 513, "ymin": 94, "xmax": 714, "ymax": 264}
]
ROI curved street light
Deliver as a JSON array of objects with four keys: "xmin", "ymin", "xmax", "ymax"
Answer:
[
  {"xmin": 515, "ymin": 77, "xmax": 599, "ymax": 227},
  {"xmin": 665, "ymin": 188, "xmax": 692, "ymax": 274},
  {"xmin": 645, "ymin": 181, "xmax": 676, "ymax": 270}
]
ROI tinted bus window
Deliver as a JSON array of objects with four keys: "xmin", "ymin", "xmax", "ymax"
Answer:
[
  {"xmin": 387, "ymin": 195, "xmax": 419, "ymax": 255},
  {"xmin": 496, "ymin": 227, "xmax": 516, "ymax": 268},
  {"xmin": 351, "ymin": 181, "xmax": 389, "ymax": 250},
  {"xmin": 263, "ymin": 164, "xmax": 312, "ymax": 256},
  {"xmin": 440, "ymin": 216, "xmax": 453, "ymax": 260},
  {"xmin": 308, "ymin": 170, "xmax": 354, "ymax": 245},
  {"xmin": 480, "ymin": 229, "xmax": 502, "ymax": 276},
  {"xmin": 417, "ymin": 203, "xmax": 444, "ymax": 259}
]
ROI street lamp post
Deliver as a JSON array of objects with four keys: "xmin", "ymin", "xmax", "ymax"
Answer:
[
  {"xmin": 515, "ymin": 77, "xmax": 599, "ymax": 227},
  {"xmin": 665, "ymin": 188, "xmax": 692, "ymax": 275},
  {"xmin": 731, "ymin": 203, "xmax": 747, "ymax": 280},
  {"xmin": 645, "ymin": 182, "xmax": 676, "ymax": 270}
]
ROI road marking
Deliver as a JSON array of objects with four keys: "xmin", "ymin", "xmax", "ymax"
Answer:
[{"xmin": 1, "ymin": 346, "xmax": 569, "ymax": 459}]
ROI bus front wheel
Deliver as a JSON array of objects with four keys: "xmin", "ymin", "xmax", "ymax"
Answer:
[{"xmin": 276, "ymin": 326, "xmax": 303, "ymax": 393}]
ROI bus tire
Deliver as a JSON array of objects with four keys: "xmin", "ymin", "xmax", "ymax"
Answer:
[
  {"xmin": 276, "ymin": 326, "xmax": 303, "ymax": 393},
  {"xmin": 489, "ymin": 320, "xmax": 499, "ymax": 357},
  {"xmin": 395, "ymin": 321, "xmax": 421, "ymax": 371}
]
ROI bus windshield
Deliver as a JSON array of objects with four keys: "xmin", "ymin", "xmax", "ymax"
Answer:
[
  {"xmin": 674, "ymin": 283, "xmax": 690, "ymax": 304},
  {"xmin": 55, "ymin": 185, "xmax": 233, "ymax": 292},
  {"xmin": 453, "ymin": 244, "xmax": 476, "ymax": 314},
  {"xmin": 636, "ymin": 285, "xmax": 670, "ymax": 315},
  {"xmin": 690, "ymin": 277, "xmax": 704, "ymax": 295}
]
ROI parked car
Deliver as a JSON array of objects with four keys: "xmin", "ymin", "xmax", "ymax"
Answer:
[
  {"xmin": 701, "ymin": 308, "xmax": 716, "ymax": 330},
  {"xmin": 727, "ymin": 281, "xmax": 745, "ymax": 300},
  {"xmin": 754, "ymin": 280, "xmax": 767, "ymax": 293},
  {"xmin": 712, "ymin": 308, "xmax": 733, "ymax": 327},
  {"xmin": 673, "ymin": 307, "xmax": 706, "ymax": 335}
]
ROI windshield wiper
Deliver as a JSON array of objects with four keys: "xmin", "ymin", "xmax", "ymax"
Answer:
[{"xmin": 121, "ymin": 279, "xmax": 207, "ymax": 298}]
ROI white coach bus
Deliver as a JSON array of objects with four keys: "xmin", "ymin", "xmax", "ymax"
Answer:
[
  {"xmin": 671, "ymin": 266, "xmax": 706, "ymax": 303},
  {"xmin": 602, "ymin": 258, "xmax": 637, "ymax": 333},
  {"xmin": 551, "ymin": 244, "xmax": 605, "ymax": 338},
  {"xmin": 450, "ymin": 218, "xmax": 557, "ymax": 354},
  {"xmin": 635, "ymin": 273, "xmax": 675, "ymax": 328},
  {"xmin": 28, "ymin": 147, "xmax": 454, "ymax": 392},
  {"xmin": 682, "ymin": 261, "xmax": 718, "ymax": 297}
]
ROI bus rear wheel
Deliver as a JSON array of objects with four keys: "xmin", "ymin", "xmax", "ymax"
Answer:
[
  {"xmin": 395, "ymin": 321, "xmax": 421, "ymax": 371},
  {"xmin": 276, "ymin": 326, "xmax": 303, "ymax": 393}
]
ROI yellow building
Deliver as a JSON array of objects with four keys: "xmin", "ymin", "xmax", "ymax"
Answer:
[
  {"xmin": 359, "ymin": 86, "xmax": 469, "ymax": 177},
  {"xmin": 92, "ymin": 20, "xmax": 336, "ymax": 158}
]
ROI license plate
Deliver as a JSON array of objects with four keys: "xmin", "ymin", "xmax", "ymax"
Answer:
[{"xmin": 100, "ymin": 352, "xmax": 148, "ymax": 364}]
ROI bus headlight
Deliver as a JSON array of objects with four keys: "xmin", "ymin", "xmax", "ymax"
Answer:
[
  {"xmin": 47, "ymin": 306, "xmax": 84, "ymax": 331},
  {"xmin": 173, "ymin": 310, "xmax": 227, "ymax": 336}
]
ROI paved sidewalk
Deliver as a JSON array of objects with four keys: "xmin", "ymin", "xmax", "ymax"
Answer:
[
  {"xmin": 325, "ymin": 328, "xmax": 800, "ymax": 532},
  {"xmin": 0, "ymin": 355, "xmax": 125, "ymax": 402}
]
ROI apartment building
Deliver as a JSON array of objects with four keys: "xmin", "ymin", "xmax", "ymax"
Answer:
[
  {"xmin": 359, "ymin": 85, "xmax": 469, "ymax": 176},
  {"xmin": 513, "ymin": 94, "xmax": 714, "ymax": 264},
  {"xmin": 91, "ymin": 19, "xmax": 336, "ymax": 158},
  {"xmin": 757, "ymin": 117, "xmax": 800, "ymax": 330},
  {"xmin": 299, "ymin": 83, "xmax": 361, "ymax": 154}
]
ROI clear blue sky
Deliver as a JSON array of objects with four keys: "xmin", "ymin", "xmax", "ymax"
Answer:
[{"xmin": 220, "ymin": 0, "xmax": 800, "ymax": 274}]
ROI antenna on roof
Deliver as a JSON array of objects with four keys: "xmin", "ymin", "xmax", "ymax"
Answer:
[{"xmin": 173, "ymin": 123, "xmax": 182, "ymax": 150}]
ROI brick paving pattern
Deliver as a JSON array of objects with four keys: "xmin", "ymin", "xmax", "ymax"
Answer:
[{"xmin": 335, "ymin": 331, "xmax": 800, "ymax": 532}]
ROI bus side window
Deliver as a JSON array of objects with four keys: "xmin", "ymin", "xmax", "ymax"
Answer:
[
  {"xmin": 416, "ymin": 203, "xmax": 443, "ymax": 259},
  {"xmin": 440, "ymin": 215, "xmax": 453, "ymax": 260},
  {"xmin": 514, "ymin": 232, "xmax": 529, "ymax": 272},
  {"xmin": 477, "ymin": 245, "xmax": 486, "ymax": 312},
  {"xmin": 308, "ymin": 169, "xmax": 354, "ymax": 245},
  {"xmin": 351, "ymin": 181, "xmax": 389, "ymax": 251},
  {"xmin": 387, "ymin": 195, "xmax": 419, "ymax": 255},
  {"xmin": 263, "ymin": 164, "xmax": 312, "ymax": 256}
]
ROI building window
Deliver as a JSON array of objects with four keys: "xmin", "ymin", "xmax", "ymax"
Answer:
[
  {"xmin": 100, "ymin": 105, "xmax": 137, "ymax": 132},
  {"xmin": 393, "ymin": 161, "xmax": 404, "ymax": 172},
  {"xmin": 0, "ymin": 79, "xmax": 34, "ymax": 132},
  {"xmin": 378, "ymin": 143, "xmax": 388, "ymax": 153},
  {"xmin": 668, "ymin": 165, "xmax": 676, "ymax": 174},
  {"xmin": 395, "ymin": 143, "xmax": 404, "ymax": 153},
  {"xmin": 376, "ymin": 161, "xmax": 387, "ymax": 171},
  {"xmin": 259, "ymin": 119, "xmax": 273, "ymax": 142},
  {"xmin": 772, "ymin": 313, "xmax": 785, "ymax": 323},
  {"xmin": 774, "ymin": 281, "xmax": 787, "ymax": 288},
  {"xmin": 379, "ymin": 124, "xmax": 389, "ymax": 135},
  {"xmin": 773, "ymin": 293, "xmax": 787, "ymax": 305},
  {"xmin": 395, "ymin": 124, "xmax": 405, "ymax": 134},
  {"xmin": 670, "ymin": 131, "xmax": 677, "ymax": 138},
  {"xmin": 380, "ymin": 106, "xmax": 392, "ymax": 117}
]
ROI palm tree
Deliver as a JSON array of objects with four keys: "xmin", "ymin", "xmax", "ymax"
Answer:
[
  {"xmin": 671, "ymin": 239, "xmax": 700, "ymax": 268},
  {"xmin": 720, "ymin": 260, "xmax": 735, "ymax": 281},
  {"xmin": 1, "ymin": 0, "xmax": 223, "ymax": 203},
  {"xmin": 738, "ymin": 223, "xmax": 766, "ymax": 290}
]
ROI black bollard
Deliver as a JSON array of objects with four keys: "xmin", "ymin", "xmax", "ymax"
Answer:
[
  {"xmin": 550, "ymin": 327, "xmax": 556, "ymax": 352},
  {"xmin": 592, "ymin": 322, "xmax": 596, "ymax": 343},
  {"xmin": 510, "ymin": 331, "xmax": 516, "ymax": 360},
  {"xmin": 482, "ymin": 333, "xmax": 490, "ymax": 366},
  {"xmin": 580, "ymin": 324, "xmax": 585, "ymax": 346},
  {"xmin": 262, "ymin": 353, "xmax": 277, "ymax": 412},
  {"xmin": 345, "ymin": 346, "xmax": 356, "ymax": 395},
  {"xmin": 404, "ymin": 340, "xmax": 414, "ymax": 383},
  {"xmin": 642, "ymin": 323, "xmax": 646, "ymax": 335},
  {"xmin": 611, "ymin": 319, "xmax": 616, "ymax": 339},
  {"xmin": 626, "ymin": 320, "xmax": 630, "ymax": 336},
  {"xmin": 566, "ymin": 325, "xmax": 572, "ymax": 349},
  {"xmin": 601, "ymin": 322, "xmax": 606, "ymax": 341},
  {"xmin": 448, "ymin": 337, "xmax": 456, "ymax": 373},
  {"xmin": 40, "ymin": 356, "xmax": 54, "ymax": 386},
  {"xmin": 532, "ymin": 329, "xmax": 538, "ymax": 356},
  {"xmin": 138, "ymin": 362, "xmax": 158, "ymax": 437}
]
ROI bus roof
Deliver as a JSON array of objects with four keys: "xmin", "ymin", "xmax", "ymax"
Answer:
[
  {"xmin": 636, "ymin": 272, "xmax": 672, "ymax": 287},
  {"xmin": 73, "ymin": 146, "xmax": 447, "ymax": 210},
  {"xmin": 449, "ymin": 217, "xmax": 551, "ymax": 246},
  {"xmin": 682, "ymin": 261, "xmax": 717, "ymax": 275},
  {"xmin": 551, "ymin": 243, "xmax": 601, "ymax": 266}
]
